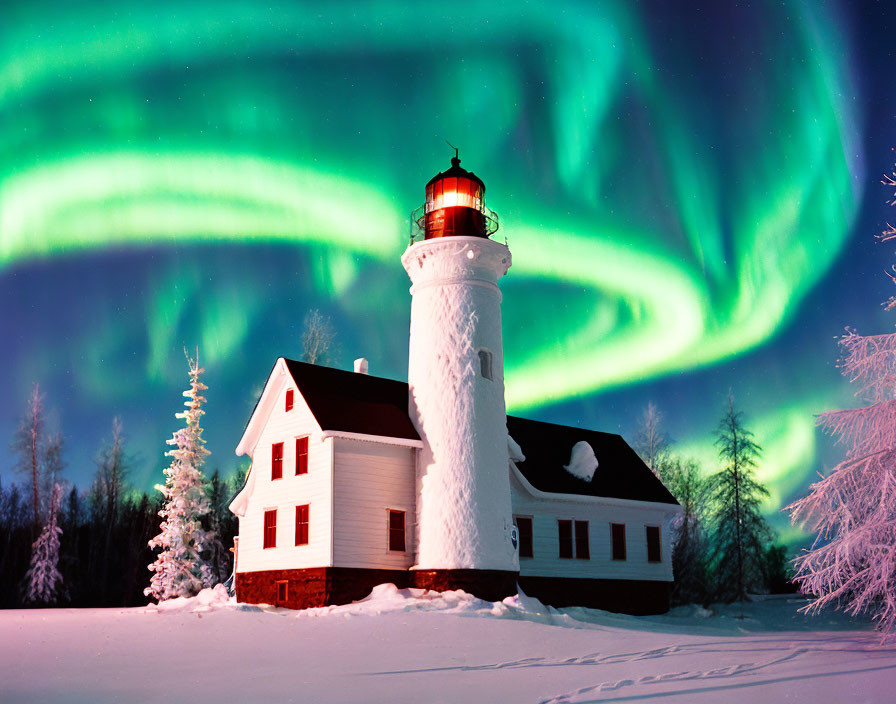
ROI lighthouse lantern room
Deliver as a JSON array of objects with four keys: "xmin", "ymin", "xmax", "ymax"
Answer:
[{"xmin": 415, "ymin": 154, "xmax": 499, "ymax": 241}]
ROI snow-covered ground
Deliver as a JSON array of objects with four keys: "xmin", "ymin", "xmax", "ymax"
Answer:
[{"xmin": 3, "ymin": 585, "xmax": 895, "ymax": 703}]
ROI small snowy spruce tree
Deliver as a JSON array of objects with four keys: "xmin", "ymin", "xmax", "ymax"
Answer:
[
  {"xmin": 707, "ymin": 394, "xmax": 772, "ymax": 602},
  {"xmin": 24, "ymin": 483, "xmax": 63, "ymax": 604},
  {"xmin": 145, "ymin": 351, "xmax": 214, "ymax": 601},
  {"xmin": 788, "ymin": 162, "xmax": 896, "ymax": 638}
]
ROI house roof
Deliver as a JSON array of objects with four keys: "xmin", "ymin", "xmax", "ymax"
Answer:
[
  {"xmin": 243, "ymin": 359, "xmax": 676, "ymax": 506},
  {"xmin": 506, "ymin": 416, "xmax": 679, "ymax": 505},
  {"xmin": 283, "ymin": 359, "xmax": 420, "ymax": 441}
]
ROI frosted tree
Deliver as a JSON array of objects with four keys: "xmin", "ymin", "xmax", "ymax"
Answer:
[
  {"xmin": 633, "ymin": 402, "xmax": 670, "ymax": 479},
  {"xmin": 301, "ymin": 308, "xmax": 338, "ymax": 365},
  {"xmin": 664, "ymin": 457, "xmax": 711, "ymax": 605},
  {"xmin": 24, "ymin": 483, "xmax": 63, "ymax": 605},
  {"xmin": 788, "ymin": 163, "xmax": 896, "ymax": 638},
  {"xmin": 12, "ymin": 384, "xmax": 46, "ymax": 530},
  {"xmin": 706, "ymin": 394, "xmax": 772, "ymax": 602},
  {"xmin": 145, "ymin": 350, "xmax": 214, "ymax": 601}
]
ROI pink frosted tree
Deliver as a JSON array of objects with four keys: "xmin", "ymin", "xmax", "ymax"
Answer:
[
  {"xmin": 145, "ymin": 350, "xmax": 214, "ymax": 601},
  {"xmin": 24, "ymin": 483, "xmax": 64, "ymax": 605},
  {"xmin": 788, "ymin": 163, "xmax": 896, "ymax": 638}
]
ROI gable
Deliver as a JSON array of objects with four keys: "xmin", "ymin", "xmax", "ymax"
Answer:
[
  {"xmin": 282, "ymin": 359, "xmax": 419, "ymax": 441},
  {"xmin": 235, "ymin": 358, "xmax": 324, "ymax": 458}
]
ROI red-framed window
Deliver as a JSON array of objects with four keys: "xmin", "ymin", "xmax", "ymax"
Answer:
[
  {"xmin": 271, "ymin": 442, "xmax": 283, "ymax": 480},
  {"xmin": 646, "ymin": 525, "xmax": 662, "ymax": 562},
  {"xmin": 263, "ymin": 509, "xmax": 277, "ymax": 549},
  {"xmin": 514, "ymin": 516, "xmax": 533, "ymax": 558},
  {"xmin": 285, "ymin": 389, "xmax": 294, "ymax": 412},
  {"xmin": 558, "ymin": 520, "xmax": 573, "ymax": 559},
  {"xmin": 611, "ymin": 523, "xmax": 626, "ymax": 560},
  {"xmin": 574, "ymin": 520, "xmax": 590, "ymax": 560},
  {"xmin": 296, "ymin": 436, "xmax": 308, "ymax": 475},
  {"xmin": 295, "ymin": 504, "xmax": 309, "ymax": 546},
  {"xmin": 388, "ymin": 510, "xmax": 406, "ymax": 552},
  {"xmin": 275, "ymin": 580, "xmax": 288, "ymax": 604}
]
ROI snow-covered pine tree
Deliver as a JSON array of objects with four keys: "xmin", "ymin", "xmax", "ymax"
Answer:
[
  {"xmin": 24, "ymin": 483, "xmax": 63, "ymax": 605},
  {"xmin": 788, "ymin": 160, "xmax": 896, "ymax": 638},
  {"xmin": 706, "ymin": 393, "xmax": 772, "ymax": 602},
  {"xmin": 145, "ymin": 350, "xmax": 214, "ymax": 601}
]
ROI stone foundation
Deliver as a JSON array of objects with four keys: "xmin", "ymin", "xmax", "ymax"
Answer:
[
  {"xmin": 410, "ymin": 568, "xmax": 518, "ymax": 602},
  {"xmin": 518, "ymin": 575, "xmax": 671, "ymax": 615},
  {"xmin": 235, "ymin": 567, "xmax": 671, "ymax": 614},
  {"xmin": 235, "ymin": 567, "xmax": 411, "ymax": 609}
]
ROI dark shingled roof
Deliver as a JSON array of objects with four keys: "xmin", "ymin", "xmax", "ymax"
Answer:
[
  {"xmin": 507, "ymin": 416, "xmax": 679, "ymax": 505},
  {"xmin": 283, "ymin": 359, "xmax": 419, "ymax": 441},
  {"xmin": 277, "ymin": 360, "xmax": 676, "ymax": 505}
]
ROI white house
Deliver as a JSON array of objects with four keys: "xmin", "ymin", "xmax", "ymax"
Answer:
[{"xmin": 229, "ymin": 156, "xmax": 681, "ymax": 614}]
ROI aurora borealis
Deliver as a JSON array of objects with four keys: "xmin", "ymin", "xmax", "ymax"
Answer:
[{"xmin": 2, "ymin": 1, "xmax": 894, "ymax": 539}]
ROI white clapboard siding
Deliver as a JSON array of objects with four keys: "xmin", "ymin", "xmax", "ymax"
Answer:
[
  {"xmin": 332, "ymin": 437, "xmax": 417, "ymax": 570},
  {"xmin": 236, "ymin": 378, "xmax": 333, "ymax": 573},
  {"xmin": 510, "ymin": 469, "xmax": 676, "ymax": 582}
]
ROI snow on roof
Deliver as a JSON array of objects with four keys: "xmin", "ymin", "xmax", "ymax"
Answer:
[
  {"xmin": 506, "ymin": 416, "xmax": 679, "ymax": 505},
  {"xmin": 564, "ymin": 441, "xmax": 598, "ymax": 482}
]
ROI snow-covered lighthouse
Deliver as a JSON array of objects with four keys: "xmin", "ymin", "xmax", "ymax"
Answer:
[
  {"xmin": 229, "ymin": 152, "xmax": 681, "ymax": 614},
  {"xmin": 401, "ymin": 155, "xmax": 518, "ymax": 598}
]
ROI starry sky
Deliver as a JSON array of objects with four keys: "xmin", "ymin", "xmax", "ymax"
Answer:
[{"xmin": 2, "ymin": 1, "xmax": 894, "ymax": 541}]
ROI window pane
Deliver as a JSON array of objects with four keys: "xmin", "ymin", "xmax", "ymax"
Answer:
[
  {"xmin": 264, "ymin": 509, "xmax": 277, "ymax": 549},
  {"xmin": 575, "ymin": 521, "xmax": 590, "ymax": 559},
  {"xmin": 285, "ymin": 389, "xmax": 294, "ymax": 412},
  {"xmin": 558, "ymin": 520, "xmax": 573, "ymax": 559},
  {"xmin": 296, "ymin": 436, "xmax": 308, "ymax": 475},
  {"xmin": 295, "ymin": 504, "xmax": 309, "ymax": 545},
  {"xmin": 515, "ymin": 516, "xmax": 533, "ymax": 558},
  {"xmin": 646, "ymin": 526, "xmax": 661, "ymax": 562},
  {"xmin": 272, "ymin": 442, "xmax": 283, "ymax": 480},
  {"xmin": 388, "ymin": 510, "xmax": 406, "ymax": 551},
  {"xmin": 611, "ymin": 523, "xmax": 626, "ymax": 560}
]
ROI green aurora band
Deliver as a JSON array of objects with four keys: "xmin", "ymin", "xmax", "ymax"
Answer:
[{"xmin": 0, "ymin": 2, "xmax": 864, "ymax": 517}]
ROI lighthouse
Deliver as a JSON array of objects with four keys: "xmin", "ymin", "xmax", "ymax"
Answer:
[{"xmin": 402, "ymin": 155, "xmax": 519, "ymax": 598}]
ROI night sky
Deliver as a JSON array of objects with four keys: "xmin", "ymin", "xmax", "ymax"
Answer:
[{"xmin": 2, "ymin": 1, "xmax": 894, "ymax": 541}]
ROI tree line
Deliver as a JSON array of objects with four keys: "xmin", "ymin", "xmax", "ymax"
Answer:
[
  {"xmin": 0, "ymin": 380, "xmax": 244, "ymax": 609},
  {"xmin": 633, "ymin": 395, "xmax": 793, "ymax": 607}
]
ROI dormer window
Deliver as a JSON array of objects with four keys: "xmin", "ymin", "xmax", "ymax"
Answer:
[
  {"xmin": 285, "ymin": 389, "xmax": 294, "ymax": 412},
  {"xmin": 478, "ymin": 349, "xmax": 493, "ymax": 380}
]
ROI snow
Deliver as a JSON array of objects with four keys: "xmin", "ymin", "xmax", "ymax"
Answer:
[
  {"xmin": 4, "ymin": 586, "xmax": 895, "ymax": 703},
  {"xmin": 404, "ymin": 237, "xmax": 516, "ymax": 571},
  {"xmin": 508, "ymin": 434, "xmax": 526, "ymax": 462},
  {"xmin": 564, "ymin": 441, "xmax": 598, "ymax": 482}
]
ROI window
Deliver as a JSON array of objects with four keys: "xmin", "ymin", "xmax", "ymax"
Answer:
[
  {"xmin": 514, "ymin": 516, "xmax": 533, "ymax": 558},
  {"xmin": 478, "ymin": 349, "xmax": 493, "ymax": 380},
  {"xmin": 611, "ymin": 523, "xmax": 626, "ymax": 560},
  {"xmin": 296, "ymin": 436, "xmax": 308, "ymax": 475},
  {"xmin": 271, "ymin": 442, "xmax": 283, "ymax": 480},
  {"xmin": 275, "ymin": 580, "xmax": 288, "ymax": 605},
  {"xmin": 558, "ymin": 520, "xmax": 573, "ymax": 559},
  {"xmin": 646, "ymin": 526, "xmax": 662, "ymax": 562},
  {"xmin": 388, "ymin": 510, "xmax": 406, "ymax": 552},
  {"xmin": 574, "ymin": 520, "xmax": 590, "ymax": 560},
  {"xmin": 285, "ymin": 388, "xmax": 294, "ymax": 412},
  {"xmin": 263, "ymin": 509, "xmax": 277, "ymax": 549},
  {"xmin": 295, "ymin": 504, "xmax": 309, "ymax": 546}
]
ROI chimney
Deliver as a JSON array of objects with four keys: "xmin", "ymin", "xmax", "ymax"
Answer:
[{"xmin": 354, "ymin": 357, "xmax": 369, "ymax": 374}]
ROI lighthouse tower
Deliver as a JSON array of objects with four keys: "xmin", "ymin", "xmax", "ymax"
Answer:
[{"xmin": 402, "ymin": 155, "xmax": 518, "ymax": 599}]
